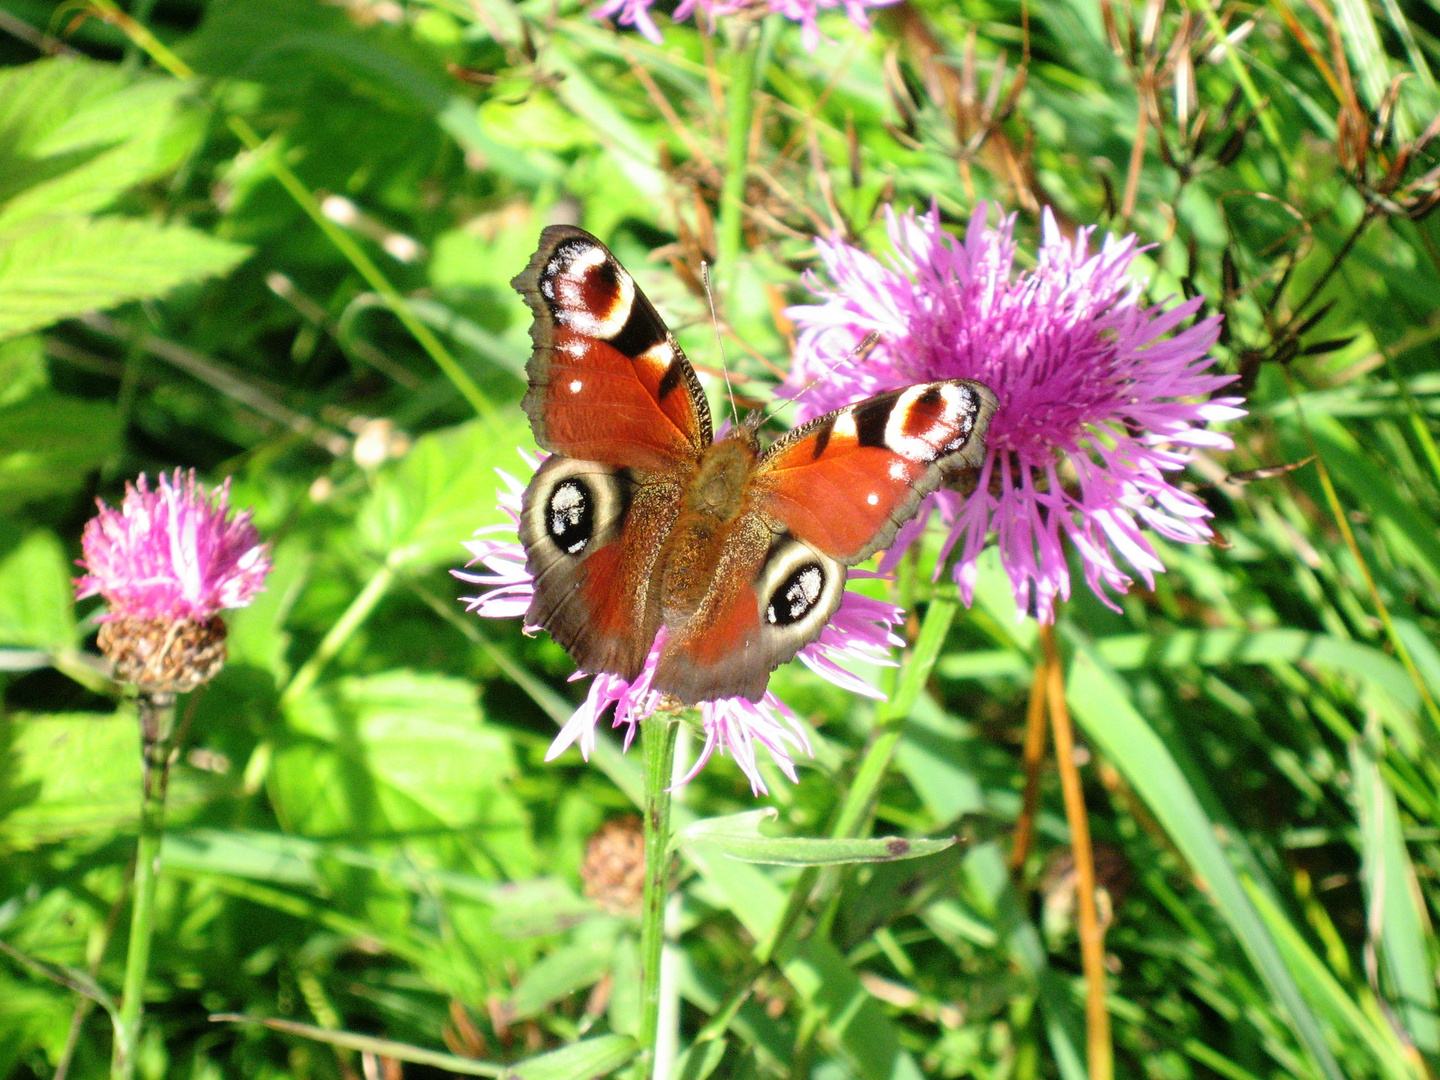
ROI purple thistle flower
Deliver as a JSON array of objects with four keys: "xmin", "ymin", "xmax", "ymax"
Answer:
[
  {"xmin": 76, "ymin": 470, "xmax": 271, "ymax": 623},
  {"xmin": 455, "ymin": 463, "xmax": 905, "ymax": 795},
  {"xmin": 784, "ymin": 204, "xmax": 1245, "ymax": 622},
  {"xmin": 593, "ymin": 0, "xmax": 893, "ymax": 51}
]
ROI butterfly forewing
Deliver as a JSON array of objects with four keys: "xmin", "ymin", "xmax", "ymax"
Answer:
[
  {"xmin": 756, "ymin": 380, "xmax": 997, "ymax": 564},
  {"xmin": 511, "ymin": 225, "xmax": 711, "ymax": 474}
]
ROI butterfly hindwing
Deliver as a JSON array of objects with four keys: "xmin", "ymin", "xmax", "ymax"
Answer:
[
  {"xmin": 511, "ymin": 226, "xmax": 711, "ymax": 476},
  {"xmin": 519, "ymin": 456, "xmax": 681, "ymax": 682},
  {"xmin": 653, "ymin": 523, "xmax": 846, "ymax": 703},
  {"xmin": 756, "ymin": 380, "xmax": 997, "ymax": 564}
]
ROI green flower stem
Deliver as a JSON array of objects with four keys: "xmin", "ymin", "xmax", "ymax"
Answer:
[
  {"xmin": 698, "ymin": 591, "xmax": 961, "ymax": 1040},
  {"xmin": 637, "ymin": 712, "xmax": 679, "ymax": 1080},
  {"xmin": 112, "ymin": 691, "xmax": 177, "ymax": 1080},
  {"xmin": 281, "ymin": 564, "xmax": 396, "ymax": 707},
  {"xmin": 828, "ymin": 589, "xmax": 960, "ymax": 838}
]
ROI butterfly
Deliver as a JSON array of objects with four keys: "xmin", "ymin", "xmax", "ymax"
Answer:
[{"xmin": 511, "ymin": 225, "xmax": 997, "ymax": 705}]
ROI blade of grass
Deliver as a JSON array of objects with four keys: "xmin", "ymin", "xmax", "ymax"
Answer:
[{"xmin": 1061, "ymin": 631, "xmax": 1344, "ymax": 1080}]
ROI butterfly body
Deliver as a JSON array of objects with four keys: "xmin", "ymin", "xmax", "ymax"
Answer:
[{"xmin": 513, "ymin": 226, "xmax": 997, "ymax": 704}]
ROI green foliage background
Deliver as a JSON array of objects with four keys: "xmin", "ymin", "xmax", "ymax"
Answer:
[{"xmin": 1, "ymin": 0, "xmax": 1440, "ymax": 1078}]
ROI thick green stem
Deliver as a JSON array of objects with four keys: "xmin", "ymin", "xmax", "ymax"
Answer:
[
  {"xmin": 637, "ymin": 713, "xmax": 679, "ymax": 1079},
  {"xmin": 112, "ymin": 691, "xmax": 177, "ymax": 1080}
]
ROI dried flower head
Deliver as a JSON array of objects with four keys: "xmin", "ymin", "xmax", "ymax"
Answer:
[
  {"xmin": 594, "ymin": 0, "xmax": 893, "ymax": 51},
  {"xmin": 455, "ymin": 463, "xmax": 904, "ymax": 795},
  {"xmin": 582, "ymin": 815, "xmax": 647, "ymax": 914},
  {"xmin": 785, "ymin": 204, "xmax": 1245, "ymax": 622},
  {"xmin": 76, "ymin": 470, "xmax": 271, "ymax": 691}
]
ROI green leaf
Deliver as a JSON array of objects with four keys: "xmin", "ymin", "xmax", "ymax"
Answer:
[
  {"xmin": 0, "ymin": 530, "xmax": 75, "ymax": 650},
  {"xmin": 503, "ymin": 1034, "xmax": 639, "ymax": 1080},
  {"xmin": 210, "ymin": 1015, "xmax": 504, "ymax": 1077},
  {"xmin": 0, "ymin": 335, "xmax": 46, "ymax": 406},
  {"xmin": 679, "ymin": 810, "xmax": 958, "ymax": 866},
  {"xmin": 1350, "ymin": 742, "xmax": 1440, "ymax": 1055},
  {"xmin": 272, "ymin": 671, "xmax": 533, "ymax": 874},
  {"xmin": 0, "ymin": 394, "xmax": 120, "ymax": 511},
  {"xmin": 0, "ymin": 216, "xmax": 249, "ymax": 342},
  {"xmin": 354, "ymin": 417, "xmax": 532, "ymax": 572},
  {"xmin": 505, "ymin": 933, "xmax": 614, "ymax": 1021}
]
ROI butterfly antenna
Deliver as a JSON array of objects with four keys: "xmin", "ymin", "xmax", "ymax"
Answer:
[
  {"xmin": 700, "ymin": 259, "xmax": 741, "ymax": 427},
  {"xmin": 766, "ymin": 330, "xmax": 882, "ymax": 425}
]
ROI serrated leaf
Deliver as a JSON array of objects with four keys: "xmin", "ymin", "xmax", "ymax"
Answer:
[
  {"xmin": 679, "ymin": 809, "xmax": 958, "ymax": 865},
  {"xmin": 354, "ymin": 418, "xmax": 532, "ymax": 572},
  {"xmin": 0, "ymin": 530, "xmax": 75, "ymax": 650},
  {"xmin": 0, "ymin": 216, "xmax": 249, "ymax": 342}
]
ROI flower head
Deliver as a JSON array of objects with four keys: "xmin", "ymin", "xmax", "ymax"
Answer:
[
  {"xmin": 455, "ymin": 462, "xmax": 904, "ymax": 795},
  {"xmin": 76, "ymin": 470, "xmax": 271, "ymax": 691},
  {"xmin": 785, "ymin": 204, "xmax": 1244, "ymax": 622},
  {"xmin": 77, "ymin": 470, "xmax": 271, "ymax": 622},
  {"xmin": 594, "ymin": 0, "xmax": 893, "ymax": 51}
]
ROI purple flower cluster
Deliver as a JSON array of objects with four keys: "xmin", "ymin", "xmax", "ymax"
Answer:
[
  {"xmin": 594, "ymin": 0, "xmax": 893, "ymax": 51},
  {"xmin": 784, "ymin": 204, "xmax": 1244, "ymax": 622},
  {"xmin": 76, "ymin": 470, "xmax": 271, "ymax": 623},
  {"xmin": 455, "ymin": 462, "xmax": 905, "ymax": 795}
]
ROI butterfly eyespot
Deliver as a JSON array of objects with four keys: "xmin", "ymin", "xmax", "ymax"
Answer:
[
  {"xmin": 546, "ymin": 479, "xmax": 594, "ymax": 555},
  {"xmin": 766, "ymin": 561, "xmax": 827, "ymax": 626}
]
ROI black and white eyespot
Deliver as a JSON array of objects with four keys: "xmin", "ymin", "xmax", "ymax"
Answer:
[
  {"xmin": 543, "ymin": 241, "xmax": 636, "ymax": 339},
  {"xmin": 547, "ymin": 479, "xmax": 593, "ymax": 555},
  {"xmin": 755, "ymin": 535, "xmax": 845, "ymax": 650},
  {"xmin": 519, "ymin": 456, "xmax": 631, "ymax": 566}
]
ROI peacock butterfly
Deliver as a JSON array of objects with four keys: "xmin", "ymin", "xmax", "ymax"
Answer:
[{"xmin": 511, "ymin": 225, "xmax": 997, "ymax": 704}]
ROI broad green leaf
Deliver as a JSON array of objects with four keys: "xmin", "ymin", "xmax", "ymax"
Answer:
[
  {"xmin": 354, "ymin": 417, "xmax": 532, "ymax": 572},
  {"xmin": 273, "ymin": 671, "xmax": 533, "ymax": 875},
  {"xmin": 0, "ymin": 711, "xmax": 209, "ymax": 850},
  {"xmin": 683, "ymin": 841, "xmax": 925, "ymax": 1080},
  {"xmin": 0, "ymin": 394, "xmax": 120, "ymax": 511},
  {"xmin": 1063, "ymin": 639, "xmax": 1344, "ymax": 1080},
  {"xmin": 679, "ymin": 809, "xmax": 958, "ymax": 865},
  {"xmin": 0, "ymin": 77, "xmax": 198, "ymax": 232},
  {"xmin": 0, "ymin": 216, "xmax": 249, "ymax": 342},
  {"xmin": 0, "ymin": 335, "xmax": 46, "ymax": 406},
  {"xmin": 1350, "ymin": 743, "xmax": 1440, "ymax": 1055},
  {"xmin": 0, "ymin": 530, "xmax": 74, "ymax": 650}
]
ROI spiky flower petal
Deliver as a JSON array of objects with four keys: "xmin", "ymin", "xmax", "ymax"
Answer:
[
  {"xmin": 76, "ymin": 470, "xmax": 270, "ymax": 623},
  {"xmin": 593, "ymin": 0, "xmax": 893, "ymax": 51},
  {"xmin": 784, "ymin": 204, "xmax": 1245, "ymax": 622}
]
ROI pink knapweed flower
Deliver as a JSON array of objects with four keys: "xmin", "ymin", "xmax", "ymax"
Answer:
[
  {"xmin": 76, "ymin": 470, "xmax": 271, "ymax": 622},
  {"xmin": 595, "ymin": 0, "xmax": 893, "ymax": 51},
  {"xmin": 455, "ymin": 462, "xmax": 904, "ymax": 795},
  {"xmin": 784, "ymin": 204, "xmax": 1245, "ymax": 622}
]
